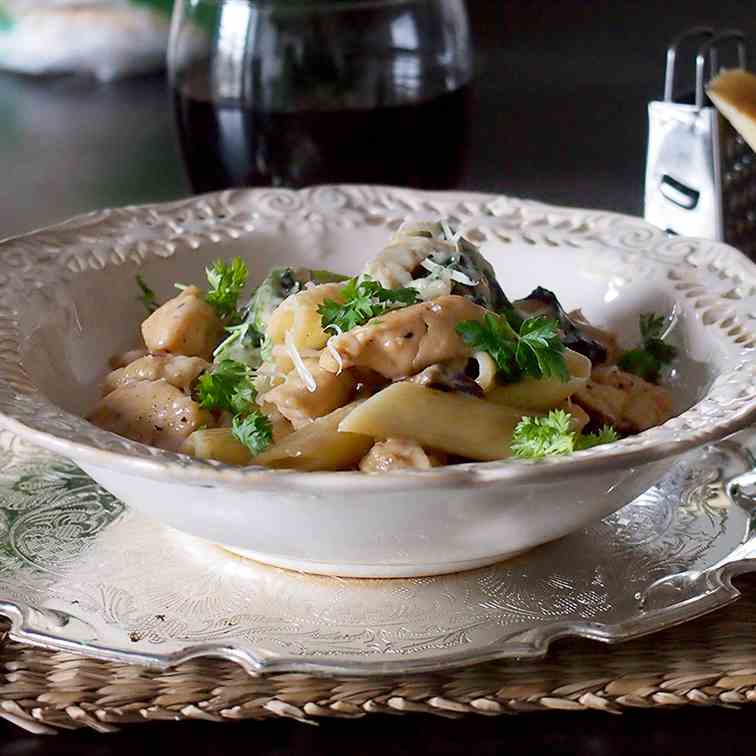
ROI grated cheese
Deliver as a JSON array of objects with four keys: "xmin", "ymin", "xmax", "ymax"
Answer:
[
  {"xmin": 440, "ymin": 220, "xmax": 455, "ymax": 242},
  {"xmin": 324, "ymin": 324, "xmax": 344, "ymax": 375},
  {"xmin": 285, "ymin": 330, "xmax": 317, "ymax": 393},
  {"xmin": 420, "ymin": 258, "xmax": 479, "ymax": 287}
]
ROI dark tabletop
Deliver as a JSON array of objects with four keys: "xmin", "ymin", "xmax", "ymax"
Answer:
[
  {"xmin": 2, "ymin": 0, "xmax": 756, "ymax": 752},
  {"xmin": 2, "ymin": 705, "xmax": 756, "ymax": 756}
]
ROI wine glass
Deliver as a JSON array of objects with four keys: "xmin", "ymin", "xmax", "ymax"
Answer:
[{"xmin": 168, "ymin": 0, "xmax": 474, "ymax": 192}]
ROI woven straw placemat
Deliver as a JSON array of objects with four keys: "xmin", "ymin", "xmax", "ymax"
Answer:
[{"xmin": 1, "ymin": 574, "xmax": 755, "ymax": 734}]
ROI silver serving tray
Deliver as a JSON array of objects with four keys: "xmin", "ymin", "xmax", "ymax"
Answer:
[{"xmin": 0, "ymin": 429, "xmax": 754, "ymax": 676}]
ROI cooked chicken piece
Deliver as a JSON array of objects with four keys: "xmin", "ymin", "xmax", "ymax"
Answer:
[
  {"xmin": 572, "ymin": 382, "xmax": 626, "ymax": 428},
  {"xmin": 363, "ymin": 222, "xmax": 510, "ymax": 309},
  {"xmin": 88, "ymin": 378, "xmax": 213, "ymax": 451},
  {"xmin": 560, "ymin": 400, "xmax": 590, "ymax": 434},
  {"xmin": 109, "ymin": 348, "xmax": 149, "ymax": 370},
  {"xmin": 362, "ymin": 235, "xmax": 455, "ymax": 290},
  {"xmin": 103, "ymin": 354, "xmax": 210, "ymax": 396},
  {"xmin": 352, "ymin": 367, "xmax": 390, "ymax": 399},
  {"xmin": 261, "ymin": 359, "xmax": 356, "ymax": 428},
  {"xmin": 359, "ymin": 438, "xmax": 446, "ymax": 473},
  {"xmin": 141, "ymin": 285, "xmax": 224, "ymax": 360},
  {"xmin": 261, "ymin": 404, "xmax": 295, "ymax": 443},
  {"xmin": 319, "ymin": 295, "xmax": 486, "ymax": 380},
  {"xmin": 572, "ymin": 366, "xmax": 674, "ymax": 433}
]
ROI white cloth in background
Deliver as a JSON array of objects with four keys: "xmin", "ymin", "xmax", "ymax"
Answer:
[{"xmin": 0, "ymin": 0, "xmax": 175, "ymax": 80}]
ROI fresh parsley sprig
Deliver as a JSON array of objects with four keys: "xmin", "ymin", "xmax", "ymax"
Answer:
[
  {"xmin": 232, "ymin": 412, "xmax": 273, "ymax": 456},
  {"xmin": 510, "ymin": 410, "xmax": 619, "ymax": 459},
  {"xmin": 213, "ymin": 320, "xmax": 265, "ymax": 363},
  {"xmin": 456, "ymin": 313, "xmax": 518, "ymax": 379},
  {"xmin": 511, "ymin": 409, "xmax": 575, "ymax": 457},
  {"xmin": 517, "ymin": 316, "xmax": 571, "ymax": 382},
  {"xmin": 318, "ymin": 276, "xmax": 419, "ymax": 332},
  {"xmin": 195, "ymin": 358, "xmax": 272, "ymax": 457},
  {"xmin": 136, "ymin": 274, "xmax": 159, "ymax": 314},
  {"xmin": 195, "ymin": 359, "xmax": 257, "ymax": 416},
  {"xmin": 618, "ymin": 312, "xmax": 677, "ymax": 382},
  {"xmin": 456, "ymin": 312, "xmax": 570, "ymax": 383},
  {"xmin": 640, "ymin": 312, "xmax": 678, "ymax": 363},
  {"xmin": 575, "ymin": 425, "xmax": 621, "ymax": 451},
  {"xmin": 205, "ymin": 257, "xmax": 248, "ymax": 322}
]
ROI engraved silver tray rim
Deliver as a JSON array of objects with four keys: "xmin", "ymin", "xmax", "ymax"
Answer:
[{"xmin": 0, "ymin": 432, "xmax": 754, "ymax": 676}]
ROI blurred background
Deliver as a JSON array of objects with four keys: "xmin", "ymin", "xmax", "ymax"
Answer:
[{"xmin": 0, "ymin": 0, "xmax": 754, "ymax": 238}]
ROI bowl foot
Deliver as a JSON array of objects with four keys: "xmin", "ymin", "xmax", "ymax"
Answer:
[{"xmin": 218, "ymin": 544, "xmax": 529, "ymax": 578}]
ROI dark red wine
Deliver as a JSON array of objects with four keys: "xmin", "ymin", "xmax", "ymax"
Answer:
[{"xmin": 173, "ymin": 84, "xmax": 471, "ymax": 192}]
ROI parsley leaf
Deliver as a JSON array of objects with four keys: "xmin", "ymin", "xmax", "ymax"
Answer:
[
  {"xmin": 232, "ymin": 412, "xmax": 273, "ymax": 456},
  {"xmin": 456, "ymin": 314, "xmax": 519, "ymax": 380},
  {"xmin": 136, "ymin": 274, "xmax": 159, "ymax": 314},
  {"xmin": 616, "ymin": 349, "xmax": 659, "ymax": 381},
  {"xmin": 511, "ymin": 410, "xmax": 575, "ymax": 458},
  {"xmin": 498, "ymin": 305, "xmax": 524, "ymax": 331},
  {"xmin": 646, "ymin": 338, "xmax": 677, "ymax": 364},
  {"xmin": 229, "ymin": 381, "xmax": 257, "ymax": 417},
  {"xmin": 213, "ymin": 320, "xmax": 263, "ymax": 363},
  {"xmin": 517, "ymin": 315, "xmax": 571, "ymax": 382},
  {"xmin": 456, "ymin": 312, "xmax": 569, "ymax": 383},
  {"xmin": 618, "ymin": 312, "xmax": 677, "ymax": 382},
  {"xmin": 195, "ymin": 359, "xmax": 256, "ymax": 415},
  {"xmin": 575, "ymin": 425, "xmax": 620, "ymax": 450},
  {"xmin": 318, "ymin": 276, "xmax": 419, "ymax": 332},
  {"xmin": 196, "ymin": 356, "xmax": 271, "ymax": 457},
  {"xmin": 260, "ymin": 333, "xmax": 274, "ymax": 363},
  {"xmin": 640, "ymin": 313, "xmax": 665, "ymax": 342},
  {"xmin": 205, "ymin": 257, "xmax": 248, "ymax": 322},
  {"xmin": 511, "ymin": 410, "xmax": 619, "ymax": 459}
]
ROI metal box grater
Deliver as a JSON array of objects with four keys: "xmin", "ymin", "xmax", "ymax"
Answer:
[{"xmin": 644, "ymin": 28, "xmax": 756, "ymax": 258}]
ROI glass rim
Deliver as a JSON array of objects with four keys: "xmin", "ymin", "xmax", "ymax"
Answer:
[{"xmin": 185, "ymin": 0, "xmax": 433, "ymax": 10}]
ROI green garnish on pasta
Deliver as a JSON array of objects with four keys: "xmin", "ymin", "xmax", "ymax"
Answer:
[
  {"xmin": 575, "ymin": 425, "xmax": 621, "ymax": 450},
  {"xmin": 92, "ymin": 220, "xmax": 677, "ymax": 472},
  {"xmin": 195, "ymin": 359, "xmax": 257, "ymax": 415},
  {"xmin": 232, "ymin": 411, "xmax": 273, "ymax": 456},
  {"xmin": 135, "ymin": 273, "xmax": 159, "ymax": 314},
  {"xmin": 618, "ymin": 312, "xmax": 677, "ymax": 383},
  {"xmin": 511, "ymin": 410, "xmax": 619, "ymax": 459},
  {"xmin": 213, "ymin": 320, "xmax": 262, "ymax": 362},
  {"xmin": 318, "ymin": 276, "xmax": 419, "ymax": 332},
  {"xmin": 206, "ymin": 257, "xmax": 248, "ymax": 322},
  {"xmin": 456, "ymin": 312, "xmax": 569, "ymax": 383}
]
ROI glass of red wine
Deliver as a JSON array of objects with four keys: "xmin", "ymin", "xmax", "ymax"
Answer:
[{"xmin": 168, "ymin": 0, "xmax": 473, "ymax": 192}]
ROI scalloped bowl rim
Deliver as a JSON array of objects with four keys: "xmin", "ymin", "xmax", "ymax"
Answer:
[{"xmin": 0, "ymin": 186, "xmax": 754, "ymax": 494}]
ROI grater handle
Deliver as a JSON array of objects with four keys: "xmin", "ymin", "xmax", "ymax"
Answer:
[
  {"xmin": 695, "ymin": 30, "xmax": 748, "ymax": 108},
  {"xmin": 664, "ymin": 26, "xmax": 715, "ymax": 102}
]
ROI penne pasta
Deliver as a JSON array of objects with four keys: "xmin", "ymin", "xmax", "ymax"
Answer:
[
  {"xmin": 181, "ymin": 427, "xmax": 252, "ymax": 466},
  {"xmin": 472, "ymin": 350, "xmax": 498, "ymax": 393},
  {"xmin": 487, "ymin": 348, "xmax": 591, "ymax": 411},
  {"xmin": 252, "ymin": 402, "xmax": 373, "ymax": 471},
  {"xmin": 338, "ymin": 382, "xmax": 527, "ymax": 461},
  {"xmin": 91, "ymin": 222, "xmax": 677, "ymax": 470},
  {"xmin": 267, "ymin": 283, "xmax": 343, "ymax": 352}
]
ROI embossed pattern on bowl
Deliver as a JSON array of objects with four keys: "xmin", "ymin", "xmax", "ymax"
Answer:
[{"xmin": 0, "ymin": 187, "xmax": 753, "ymax": 576}]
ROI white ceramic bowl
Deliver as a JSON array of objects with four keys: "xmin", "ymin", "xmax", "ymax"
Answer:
[{"xmin": 0, "ymin": 186, "xmax": 755, "ymax": 577}]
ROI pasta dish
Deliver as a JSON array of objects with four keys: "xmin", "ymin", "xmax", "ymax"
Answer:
[{"xmin": 88, "ymin": 221, "xmax": 676, "ymax": 472}]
